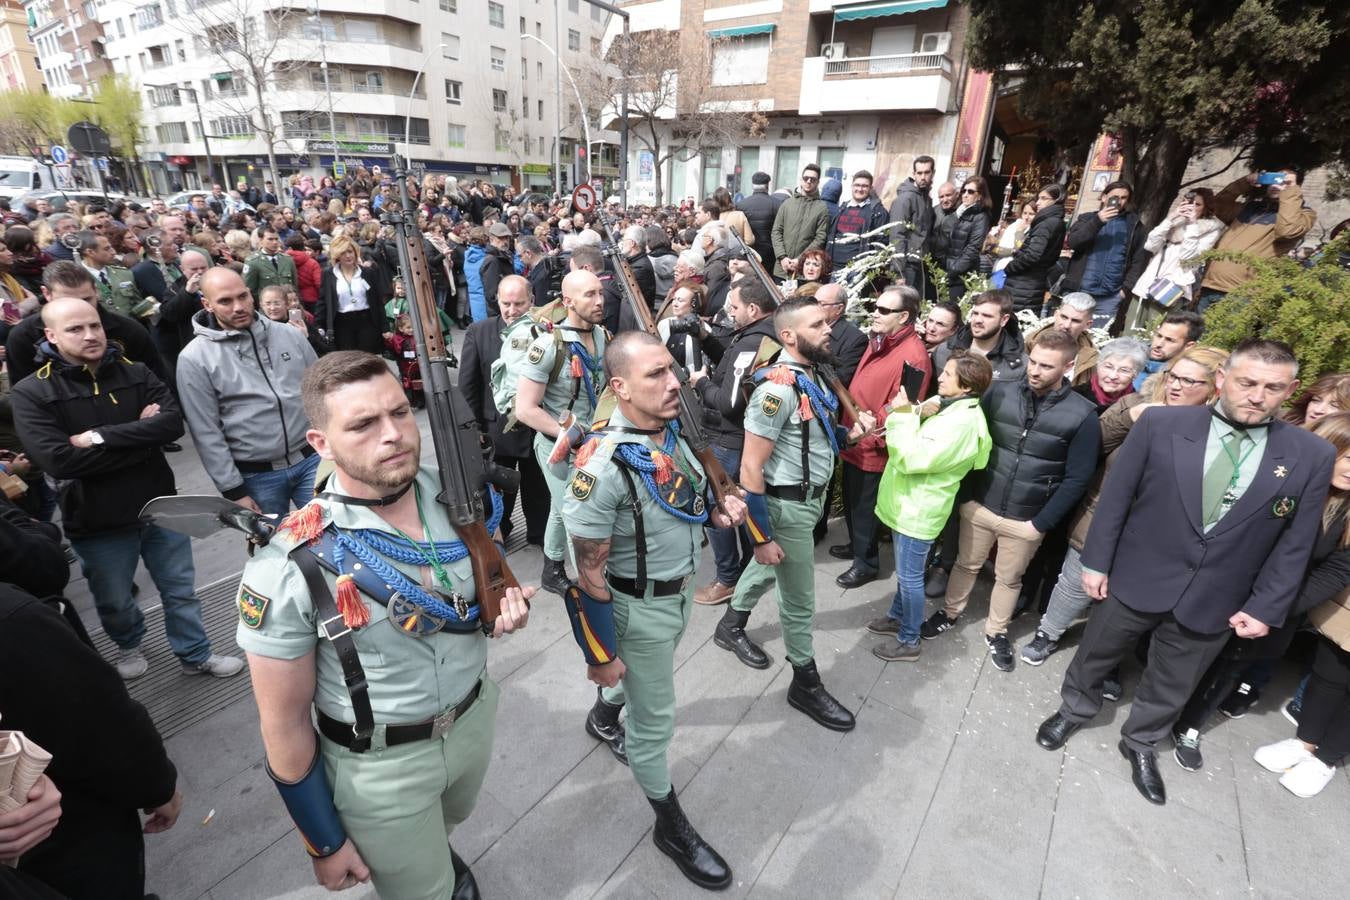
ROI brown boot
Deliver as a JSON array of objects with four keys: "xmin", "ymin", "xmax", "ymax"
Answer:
[{"xmin": 694, "ymin": 580, "xmax": 734, "ymax": 606}]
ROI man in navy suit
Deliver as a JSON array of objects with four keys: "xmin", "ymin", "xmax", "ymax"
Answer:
[{"xmin": 1034, "ymin": 339, "xmax": 1336, "ymax": 804}]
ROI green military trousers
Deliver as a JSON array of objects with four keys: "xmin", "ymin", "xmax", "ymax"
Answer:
[
  {"xmin": 320, "ymin": 678, "xmax": 500, "ymax": 900},
  {"xmin": 533, "ymin": 434, "xmax": 571, "ymax": 565},
  {"xmin": 599, "ymin": 582, "xmax": 694, "ymax": 799},
  {"xmin": 730, "ymin": 494, "xmax": 825, "ymax": 666}
]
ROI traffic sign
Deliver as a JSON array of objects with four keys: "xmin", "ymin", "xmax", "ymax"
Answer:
[
  {"xmin": 96, "ymin": 157, "xmax": 109, "ymax": 172},
  {"xmin": 332, "ymin": 161, "xmax": 347, "ymax": 179},
  {"xmin": 67, "ymin": 121, "xmax": 112, "ymax": 156},
  {"xmin": 572, "ymin": 183, "xmax": 596, "ymax": 213},
  {"xmin": 50, "ymin": 145, "xmax": 68, "ymax": 165}
]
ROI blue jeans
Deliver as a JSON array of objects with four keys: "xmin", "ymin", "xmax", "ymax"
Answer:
[
  {"xmin": 70, "ymin": 524, "xmax": 211, "ymax": 663},
  {"xmin": 1090, "ymin": 292, "xmax": 1123, "ymax": 328},
  {"xmin": 240, "ymin": 452, "xmax": 321, "ymax": 518},
  {"xmin": 707, "ymin": 443, "xmax": 751, "ymax": 586},
  {"xmin": 886, "ymin": 532, "xmax": 933, "ymax": 646}
]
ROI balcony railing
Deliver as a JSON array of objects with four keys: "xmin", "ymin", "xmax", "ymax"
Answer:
[
  {"xmin": 350, "ymin": 82, "xmax": 386, "ymax": 94},
  {"xmin": 824, "ymin": 52, "xmax": 952, "ymax": 77},
  {"xmin": 282, "ymin": 128, "xmax": 430, "ymax": 145}
]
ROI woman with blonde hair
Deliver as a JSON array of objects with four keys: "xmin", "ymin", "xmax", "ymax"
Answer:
[
  {"xmin": 223, "ymin": 229, "xmax": 253, "ymax": 262},
  {"xmin": 1285, "ymin": 372, "xmax": 1350, "ymax": 427},
  {"xmin": 314, "ymin": 232, "xmax": 390, "ymax": 353}
]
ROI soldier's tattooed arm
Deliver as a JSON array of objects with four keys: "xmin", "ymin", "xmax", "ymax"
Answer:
[{"xmin": 572, "ymin": 537, "xmax": 612, "ymax": 600}]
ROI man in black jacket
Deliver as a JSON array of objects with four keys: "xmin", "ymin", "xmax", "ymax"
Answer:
[
  {"xmin": 888, "ymin": 156, "xmax": 935, "ymax": 290},
  {"xmin": 610, "ymin": 225, "xmax": 658, "ymax": 334},
  {"xmin": 479, "ymin": 221, "xmax": 517, "ymax": 305},
  {"xmin": 5, "ymin": 262, "xmax": 167, "ymax": 386},
  {"xmin": 689, "ymin": 279, "xmax": 779, "ymax": 605},
  {"xmin": 10, "ymin": 297, "xmax": 243, "ymax": 682},
  {"xmin": 924, "ymin": 329, "xmax": 1101, "ymax": 672},
  {"xmin": 1061, "ymin": 182, "xmax": 1150, "ymax": 333},
  {"xmin": 736, "ymin": 172, "xmax": 782, "ymax": 270},
  {"xmin": 154, "ymin": 249, "xmax": 211, "ymax": 375},
  {"xmin": 516, "ymin": 235, "xmax": 554, "ymax": 307},
  {"xmin": 458, "ymin": 275, "xmax": 548, "ymax": 544},
  {"xmin": 129, "ymin": 228, "xmax": 181, "ymax": 305},
  {"xmin": 815, "ymin": 283, "xmax": 866, "ymax": 385}
]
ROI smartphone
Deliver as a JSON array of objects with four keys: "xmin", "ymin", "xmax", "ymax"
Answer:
[
  {"xmin": 288, "ymin": 308, "xmax": 305, "ymax": 325},
  {"xmin": 1256, "ymin": 171, "xmax": 1284, "ymax": 186},
  {"xmin": 1106, "ymin": 197, "xmax": 1122, "ymax": 209}
]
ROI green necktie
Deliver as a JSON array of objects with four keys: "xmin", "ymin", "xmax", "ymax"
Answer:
[{"xmin": 1202, "ymin": 431, "xmax": 1248, "ymax": 526}]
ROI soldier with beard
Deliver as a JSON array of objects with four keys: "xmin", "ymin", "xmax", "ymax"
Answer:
[{"xmin": 712, "ymin": 299, "xmax": 875, "ymax": 731}]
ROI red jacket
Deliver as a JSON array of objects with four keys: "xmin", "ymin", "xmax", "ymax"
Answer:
[
  {"xmin": 841, "ymin": 324, "xmax": 931, "ymax": 472},
  {"xmin": 287, "ymin": 248, "xmax": 323, "ymax": 305}
]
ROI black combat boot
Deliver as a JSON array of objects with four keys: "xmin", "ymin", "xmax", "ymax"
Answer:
[
  {"xmin": 450, "ymin": 846, "xmax": 480, "ymax": 900},
  {"xmin": 713, "ymin": 607, "xmax": 770, "ymax": 669},
  {"xmin": 787, "ymin": 659, "xmax": 856, "ymax": 731},
  {"xmin": 585, "ymin": 686, "xmax": 629, "ymax": 765},
  {"xmin": 648, "ymin": 788, "xmax": 733, "ymax": 890},
  {"xmin": 540, "ymin": 556, "xmax": 569, "ymax": 596}
]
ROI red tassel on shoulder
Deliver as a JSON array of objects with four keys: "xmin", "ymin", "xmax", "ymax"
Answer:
[
  {"xmin": 766, "ymin": 366, "xmax": 796, "ymax": 385},
  {"xmin": 334, "ymin": 574, "xmax": 369, "ymax": 629},
  {"xmin": 278, "ymin": 503, "xmax": 324, "ymax": 544},
  {"xmin": 575, "ymin": 438, "xmax": 599, "ymax": 468},
  {"xmin": 650, "ymin": 450, "xmax": 673, "ymax": 485},
  {"xmin": 798, "ymin": 394, "xmax": 814, "ymax": 421},
  {"xmin": 570, "ymin": 355, "xmax": 583, "ymax": 378}
]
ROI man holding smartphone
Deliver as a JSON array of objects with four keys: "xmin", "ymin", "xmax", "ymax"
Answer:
[
  {"xmin": 1197, "ymin": 168, "xmax": 1316, "ymax": 310},
  {"xmin": 1059, "ymin": 182, "xmax": 1150, "ymax": 333}
]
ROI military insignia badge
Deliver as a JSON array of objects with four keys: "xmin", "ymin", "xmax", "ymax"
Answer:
[
  {"xmin": 570, "ymin": 470, "xmax": 596, "ymax": 501},
  {"xmin": 1272, "ymin": 496, "xmax": 1296, "ymax": 518},
  {"xmin": 237, "ymin": 584, "xmax": 271, "ymax": 628},
  {"xmin": 511, "ymin": 337, "xmax": 529, "ymax": 350},
  {"xmin": 1274, "ymin": 465, "xmax": 1288, "ymax": 478},
  {"xmin": 761, "ymin": 394, "xmax": 782, "ymax": 417},
  {"xmin": 527, "ymin": 344, "xmax": 545, "ymax": 365}
]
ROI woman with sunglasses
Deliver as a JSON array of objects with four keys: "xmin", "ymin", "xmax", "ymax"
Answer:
[
  {"xmin": 940, "ymin": 178, "xmax": 992, "ymax": 302},
  {"xmin": 1003, "ymin": 184, "xmax": 1068, "ymax": 315}
]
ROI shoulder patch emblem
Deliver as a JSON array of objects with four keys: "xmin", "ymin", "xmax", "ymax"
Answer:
[
  {"xmin": 241, "ymin": 263, "xmax": 251, "ymax": 276},
  {"xmin": 570, "ymin": 470, "xmax": 596, "ymax": 501},
  {"xmin": 761, "ymin": 394, "xmax": 782, "ymax": 417},
  {"xmin": 511, "ymin": 336, "xmax": 530, "ymax": 350},
  {"xmin": 527, "ymin": 344, "xmax": 545, "ymax": 365},
  {"xmin": 238, "ymin": 584, "xmax": 271, "ymax": 628}
]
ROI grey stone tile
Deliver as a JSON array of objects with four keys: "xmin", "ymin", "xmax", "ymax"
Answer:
[
  {"xmin": 207, "ymin": 832, "xmax": 378, "ymax": 900},
  {"xmin": 163, "ymin": 695, "xmax": 266, "ymax": 792}
]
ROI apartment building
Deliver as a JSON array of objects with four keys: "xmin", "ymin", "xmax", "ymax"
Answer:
[
  {"xmin": 23, "ymin": 0, "xmax": 113, "ymax": 97},
  {"xmin": 611, "ymin": 0, "xmax": 973, "ymax": 207},
  {"xmin": 1, "ymin": 0, "xmax": 43, "ymax": 91},
  {"xmin": 98, "ymin": 0, "xmax": 615, "ymax": 194}
]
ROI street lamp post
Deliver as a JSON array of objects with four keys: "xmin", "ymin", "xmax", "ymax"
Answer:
[
  {"xmin": 583, "ymin": 0, "xmax": 630, "ymax": 208},
  {"xmin": 521, "ymin": 33, "xmax": 591, "ymax": 192},
  {"xmin": 404, "ymin": 44, "xmax": 447, "ymax": 171},
  {"xmin": 146, "ymin": 83, "xmax": 221, "ymax": 190},
  {"xmin": 309, "ymin": 7, "xmax": 341, "ymax": 174}
]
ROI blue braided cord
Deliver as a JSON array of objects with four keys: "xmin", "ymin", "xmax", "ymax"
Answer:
[
  {"xmin": 795, "ymin": 373, "xmax": 841, "ymax": 455},
  {"xmin": 568, "ymin": 341, "xmax": 602, "ymax": 409},
  {"xmin": 610, "ymin": 422, "xmax": 709, "ymax": 525},
  {"xmin": 329, "ymin": 490, "xmax": 504, "ymax": 623}
]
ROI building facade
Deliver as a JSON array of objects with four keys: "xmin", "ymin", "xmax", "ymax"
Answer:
[
  {"xmin": 22, "ymin": 0, "xmax": 113, "ymax": 97},
  {"xmin": 1, "ymin": 0, "xmax": 43, "ymax": 92}
]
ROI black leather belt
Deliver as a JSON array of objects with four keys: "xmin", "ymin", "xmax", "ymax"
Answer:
[
  {"xmin": 765, "ymin": 483, "xmax": 826, "ymax": 501},
  {"xmin": 236, "ymin": 443, "xmax": 316, "ymax": 473},
  {"xmin": 608, "ymin": 574, "xmax": 689, "ymax": 598},
  {"xmin": 316, "ymin": 680, "xmax": 482, "ymax": 752}
]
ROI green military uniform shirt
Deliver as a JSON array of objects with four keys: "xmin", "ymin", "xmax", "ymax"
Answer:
[
  {"xmin": 235, "ymin": 465, "xmax": 486, "ymax": 724},
  {"xmin": 518, "ymin": 322, "xmax": 608, "ymax": 427},
  {"xmin": 562, "ymin": 408, "xmax": 706, "ymax": 582},
  {"xmin": 489, "ymin": 316, "xmax": 538, "ymax": 419},
  {"xmin": 242, "ymin": 251, "xmax": 299, "ymax": 295},
  {"xmin": 743, "ymin": 360, "xmax": 839, "ymax": 488},
  {"xmin": 92, "ymin": 264, "xmax": 144, "ymax": 318}
]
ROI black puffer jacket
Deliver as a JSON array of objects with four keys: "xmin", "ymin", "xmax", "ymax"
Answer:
[
  {"xmin": 1002, "ymin": 203, "xmax": 1067, "ymax": 310},
  {"xmin": 696, "ymin": 315, "xmax": 779, "ymax": 452},
  {"xmin": 942, "ymin": 204, "xmax": 992, "ymax": 278},
  {"xmin": 738, "ymin": 189, "xmax": 782, "ymax": 267}
]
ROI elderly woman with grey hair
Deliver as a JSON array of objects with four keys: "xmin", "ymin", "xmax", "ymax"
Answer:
[{"xmin": 1074, "ymin": 337, "xmax": 1147, "ymax": 413}]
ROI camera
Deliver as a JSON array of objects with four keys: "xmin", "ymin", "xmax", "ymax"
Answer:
[
  {"xmin": 1183, "ymin": 191, "xmax": 1198, "ymax": 202},
  {"xmin": 668, "ymin": 313, "xmax": 703, "ymax": 337}
]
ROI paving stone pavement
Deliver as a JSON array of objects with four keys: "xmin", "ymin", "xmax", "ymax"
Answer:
[{"xmin": 61, "ymin": 409, "xmax": 1345, "ymax": 900}]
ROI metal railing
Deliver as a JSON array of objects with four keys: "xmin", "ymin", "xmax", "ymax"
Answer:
[
  {"xmin": 281, "ymin": 128, "xmax": 431, "ymax": 145},
  {"xmin": 824, "ymin": 52, "xmax": 952, "ymax": 77}
]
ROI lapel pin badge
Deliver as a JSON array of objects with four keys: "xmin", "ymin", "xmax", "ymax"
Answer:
[
  {"xmin": 1272, "ymin": 496, "xmax": 1296, "ymax": 518},
  {"xmin": 1274, "ymin": 465, "xmax": 1288, "ymax": 478}
]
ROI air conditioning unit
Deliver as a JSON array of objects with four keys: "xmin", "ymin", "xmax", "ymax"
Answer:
[
  {"xmin": 920, "ymin": 32, "xmax": 951, "ymax": 54},
  {"xmin": 820, "ymin": 42, "xmax": 845, "ymax": 60}
]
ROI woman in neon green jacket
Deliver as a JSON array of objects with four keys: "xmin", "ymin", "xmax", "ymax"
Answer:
[{"xmin": 871, "ymin": 351, "xmax": 994, "ymax": 660}]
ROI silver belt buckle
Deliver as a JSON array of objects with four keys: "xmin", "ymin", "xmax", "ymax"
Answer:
[{"xmin": 430, "ymin": 705, "xmax": 459, "ymax": 738}]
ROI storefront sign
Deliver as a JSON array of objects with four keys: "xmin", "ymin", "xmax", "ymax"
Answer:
[{"xmin": 306, "ymin": 139, "xmax": 395, "ymax": 155}]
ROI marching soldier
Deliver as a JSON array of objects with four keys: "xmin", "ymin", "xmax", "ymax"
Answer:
[
  {"xmin": 242, "ymin": 226, "xmax": 299, "ymax": 298},
  {"xmin": 561, "ymin": 331, "xmax": 746, "ymax": 890},
  {"xmin": 513, "ymin": 269, "xmax": 610, "ymax": 595},
  {"xmin": 235, "ymin": 351, "xmax": 532, "ymax": 899},
  {"xmin": 713, "ymin": 298, "xmax": 874, "ymax": 731}
]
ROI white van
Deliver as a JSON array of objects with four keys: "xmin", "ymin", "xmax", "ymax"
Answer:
[{"xmin": 0, "ymin": 156, "xmax": 64, "ymax": 200}]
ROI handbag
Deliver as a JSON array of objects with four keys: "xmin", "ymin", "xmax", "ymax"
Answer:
[{"xmin": 1145, "ymin": 277, "xmax": 1186, "ymax": 308}]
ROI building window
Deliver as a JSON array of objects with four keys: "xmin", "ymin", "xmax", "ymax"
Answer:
[
  {"xmin": 710, "ymin": 34, "xmax": 772, "ymax": 86},
  {"xmin": 490, "ymin": 46, "xmax": 505, "ymax": 72},
  {"xmin": 568, "ymin": 0, "xmax": 578, "ymax": 12},
  {"xmin": 567, "ymin": 29, "xmax": 580, "ymax": 52},
  {"xmin": 447, "ymin": 123, "xmax": 466, "ymax": 148},
  {"xmin": 135, "ymin": 4, "xmax": 164, "ymax": 30},
  {"xmin": 488, "ymin": 2, "xmax": 504, "ymax": 28},
  {"xmin": 445, "ymin": 79, "xmax": 462, "ymax": 104},
  {"xmin": 537, "ymin": 61, "xmax": 543, "ymax": 81},
  {"xmin": 539, "ymin": 136, "xmax": 545, "ymax": 155},
  {"xmin": 355, "ymin": 71, "xmax": 384, "ymax": 94},
  {"xmin": 535, "ymin": 21, "xmax": 542, "ymax": 38},
  {"xmin": 213, "ymin": 116, "xmax": 253, "ymax": 137},
  {"xmin": 155, "ymin": 122, "xmax": 189, "ymax": 143},
  {"xmin": 592, "ymin": 37, "xmax": 602, "ymax": 55},
  {"xmin": 537, "ymin": 99, "xmax": 543, "ymax": 120},
  {"xmin": 442, "ymin": 34, "xmax": 459, "ymax": 60},
  {"xmin": 148, "ymin": 85, "xmax": 180, "ymax": 107},
  {"xmin": 174, "ymin": 39, "xmax": 185, "ymax": 62},
  {"xmin": 439, "ymin": 0, "xmax": 456, "ymax": 11},
  {"xmin": 115, "ymin": 18, "xmax": 125, "ymax": 38},
  {"xmin": 519, "ymin": 16, "xmax": 525, "ymax": 34},
  {"xmin": 495, "ymin": 128, "xmax": 510, "ymax": 152},
  {"xmin": 492, "ymin": 89, "xmax": 508, "ymax": 112}
]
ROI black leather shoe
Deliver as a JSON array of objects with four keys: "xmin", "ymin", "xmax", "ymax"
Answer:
[
  {"xmin": 1036, "ymin": 712, "xmax": 1081, "ymax": 751},
  {"xmin": 450, "ymin": 847, "xmax": 480, "ymax": 900},
  {"xmin": 835, "ymin": 564, "xmax": 877, "ymax": 589},
  {"xmin": 649, "ymin": 789, "xmax": 733, "ymax": 890},
  {"xmin": 540, "ymin": 557, "xmax": 569, "ymax": 596},
  {"xmin": 585, "ymin": 687, "xmax": 629, "ymax": 766},
  {"xmin": 828, "ymin": 544, "xmax": 852, "ymax": 560},
  {"xmin": 923, "ymin": 567, "xmax": 949, "ymax": 599},
  {"xmin": 1119, "ymin": 740, "xmax": 1167, "ymax": 805},
  {"xmin": 787, "ymin": 659, "xmax": 855, "ymax": 731},
  {"xmin": 713, "ymin": 608, "xmax": 770, "ymax": 669},
  {"xmin": 161, "ymin": 442, "xmax": 182, "ymax": 453}
]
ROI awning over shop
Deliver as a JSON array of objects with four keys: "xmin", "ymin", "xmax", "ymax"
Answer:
[
  {"xmin": 834, "ymin": 0, "xmax": 948, "ymax": 22},
  {"xmin": 707, "ymin": 23, "xmax": 776, "ymax": 39}
]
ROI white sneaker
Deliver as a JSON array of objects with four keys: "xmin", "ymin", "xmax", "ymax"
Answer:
[
  {"xmin": 181, "ymin": 654, "xmax": 245, "ymax": 678},
  {"xmin": 1279, "ymin": 757, "xmax": 1336, "ymax": 798},
  {"xmin": 115, "ymin": 647, "xmax": 149, "ymax": 680},
  {"xmin": 1253, "ymin": 737, "xmax": 1314, "ymax": 773}
]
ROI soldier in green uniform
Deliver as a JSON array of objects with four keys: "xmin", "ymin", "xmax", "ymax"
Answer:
[
  {"xmin": 242, "ymin": 226, "xmax": 299, "ymax": 298},
  {"xmin": 513, "ymin": 269, "xmax": 609, "ymax": 596},
  {"xmin": 562, "ymin": 331, "xmax": 746, "ymax": 890},
  {"xmin": 75, "ymin": 230, "xmax": 147, "ymax": 321},
  {"xmin": 713, "ymin": 298, "xmax": 874, "ymax": 731},
  {"xmin": 235, "ymin": 351, "xmax": 532, "ymax": 899}
]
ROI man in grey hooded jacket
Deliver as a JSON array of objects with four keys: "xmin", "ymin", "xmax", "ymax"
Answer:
[
  {"xmin": 176, "ymin": 267, "xmax": 319, "ymax": 517},
  {"xmin": 888, "ymin": 155, "xmax": 936, "ymax": 291}
]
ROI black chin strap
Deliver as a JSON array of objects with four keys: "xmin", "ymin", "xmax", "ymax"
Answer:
[
  {"xmin": 1211, "ymin": 403, "xmax": 1272, "ymax": 434},
  {"xmin": 317, "ymin": 480, "xmax": 414, "ymax": 507}
]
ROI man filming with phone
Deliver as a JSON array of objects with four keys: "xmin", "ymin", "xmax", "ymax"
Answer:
[
  {"xmin": 1058, "ymin": 182, "xmax": 1150, "ymax": 334},
  {"xmin": 1196, "ymin": 167, "xmax": 1316, "ymax": 310}
]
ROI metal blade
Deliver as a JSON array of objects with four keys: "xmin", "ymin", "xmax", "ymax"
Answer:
[{"xmin": 139, "ymin": 495, "xmax": 276, "ymax": 542}]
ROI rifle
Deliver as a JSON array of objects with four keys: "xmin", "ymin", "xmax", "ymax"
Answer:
[
  {"xmin": 599, "ymin": 218, "xmax": 740, "ymax": 517},
  {"xmin": 725, "ymin": 228, "xmax": 866, "ymax": 426},
  {"xmin": 386, "ymin": 170, "xmax": 521, "ymax": 633}
]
